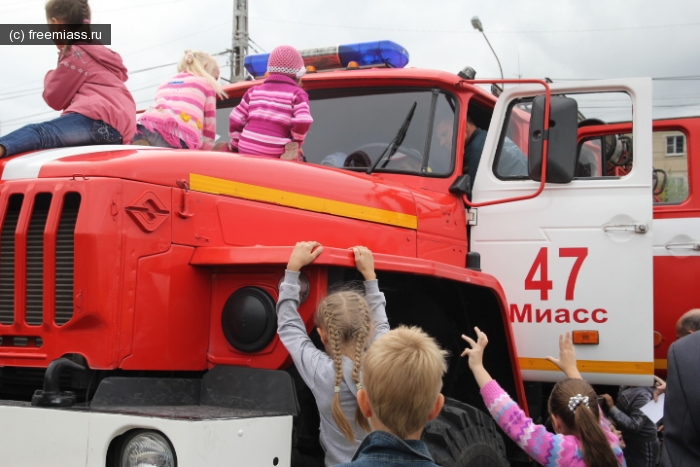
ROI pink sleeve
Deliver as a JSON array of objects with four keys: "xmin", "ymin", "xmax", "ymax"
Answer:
[
  {"xmin": 200, "ymin": 88, "xmax": 217, "ymax": 151},
  {"xmin": 290, "ymin": 89, "xmax": 313, "ymax": 145},
  {"xmin": 43, "ymin": 51, "xmax": 88, "ymax": 111},
  {"xmin": 228, "ymin": 90, "xmax": 251, "ymax": 149},
  {"xmin": 480, "ymin": 380, "xmax": 578, "ymax": 466}
]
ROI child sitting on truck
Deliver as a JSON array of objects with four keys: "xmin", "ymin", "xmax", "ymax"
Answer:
[
  {"xmin": 462, "ymin": 331, "xmax": 626, "ymax": 467},
  {"xmin": 133, "ymin": 50, "xmax": 226, "ymax": 150},
  {"xmin": 337, "ymin": 326, "xmax": 447, "ymax": 467},
  {"xmin": 278, "ymin": 242, "xmax": 389, "ymax": 466},
  {"xmin": 227, "ymin": 45, "xmax": 313, "ymax": 160},
  {"xmin": 0, "ymin": 0, "xmax": 135, "ymax": 158}
]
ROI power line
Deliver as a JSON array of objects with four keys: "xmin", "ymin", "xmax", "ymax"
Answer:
[{"xmin": 250, "ymin": 16, "xmax": 700, "ymax": 35}]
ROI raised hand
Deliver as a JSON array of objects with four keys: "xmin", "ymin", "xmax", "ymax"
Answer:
[
  {"xmin": 460, "ymin": 327, "xmax": 493, "ymax": 388},
  {"xmin": 350, "ymin": 246, "xmax": 376, "ymax": 281},
  {"xmin": 545, "ymin": 333, "xmax": 582, "ymax": 379},
  {"xmin": 287, "ymin": 241, "xmax": 324, "ymax": 271}
]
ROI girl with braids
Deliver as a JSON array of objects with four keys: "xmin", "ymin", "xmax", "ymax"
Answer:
[
  {"xmin": 277, "ymin": 241, "xmax": 390, "ymax": 466},
  {"xmin": 0, "ymin": 0, "xmax": 136, "ymax": 158},
  {"xmin": 133, "ymin": 50, "xmax": 226, "ymax": 149},
  {"xmin": 462, "ymin": 331, "xmax": 626, "ymax": 467}
]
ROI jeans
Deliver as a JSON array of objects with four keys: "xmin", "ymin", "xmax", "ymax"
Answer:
[
  {"xmin": 132, "ymin": 124, "xmax": 188, "ymax": 149},
  {"xmin": 0, "ymin": 113, "xmax": 122, "ymax": 157}
]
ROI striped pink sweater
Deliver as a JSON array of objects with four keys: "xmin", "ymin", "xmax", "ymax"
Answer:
[
  {"xmin": 228, "ymin": 74, "xmax": 313, "ymax": 157},
  {"xmin": 481, "ymin": 380, "xmax": 626, "ymax": 467},
  {"xmin": 137, "ymin": 71, "xmax": 217, "ymax": 150}
]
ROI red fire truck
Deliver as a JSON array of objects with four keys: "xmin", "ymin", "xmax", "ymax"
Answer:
[{"xmin": 0, "ymin": 41, "xmax": 696, "ymax": 466}]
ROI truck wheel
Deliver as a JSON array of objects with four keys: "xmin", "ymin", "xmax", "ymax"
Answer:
[{"xmin": 423, "ymin": 398, "xmax": 509, "ymax": 467}]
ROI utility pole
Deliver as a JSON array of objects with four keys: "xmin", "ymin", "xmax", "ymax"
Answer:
[{"xmin": 230, "ymin": 0, "xmax": 249, "ymax": 82}]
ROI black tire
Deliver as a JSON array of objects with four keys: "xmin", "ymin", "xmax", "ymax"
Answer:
[{"xmin": 423, "ymin": 398, "xmax": 509, "ymax": 467}]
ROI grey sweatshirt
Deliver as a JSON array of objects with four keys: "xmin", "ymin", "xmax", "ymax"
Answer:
[{"xmin": 277, "ymin": 270, "xmax": 390, "ymax": 466}]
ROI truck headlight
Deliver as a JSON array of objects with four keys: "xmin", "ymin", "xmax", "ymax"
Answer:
[
  {"xmin": 120, "ymin": 430, "xmax": 176, "ymax": 467},
  {"xmin": 222, "ymin": 287, "xmax": 277, "ymax": 353}
]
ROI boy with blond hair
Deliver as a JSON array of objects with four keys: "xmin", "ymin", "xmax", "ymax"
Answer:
[{"xmin": 338, "ymin": 326, "xmax": 447, "ymax": 467}]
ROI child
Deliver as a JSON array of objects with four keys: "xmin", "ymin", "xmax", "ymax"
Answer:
[
  {"xmin": 278, "ymin": 241, "xmax": 389, "ymax": 466},
  {"xmin": 228, "ymin": 45, "xmax": 313, "ymax": 160},
  {"xmin": 0, "ymin": 0, "xmax": 136, "ymax": 158},
  {"xmin": 133, "ymin": 50, "xmax": 226, "ymax": 150},
  {"xmin": 601, "ymin": 386, "xmax": 659, "ymax": 467},
  {"xmin": 462, "ymin": 331, "xmax": 626, "ymax": 467},
  {"xmin": 338, "ymin": 326, "xmax": 448, "ymax": 467}
]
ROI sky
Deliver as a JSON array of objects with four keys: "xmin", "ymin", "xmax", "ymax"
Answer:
[{"xmin": 1, "ymin": 0, "xmax": 700, "ymax": 136}]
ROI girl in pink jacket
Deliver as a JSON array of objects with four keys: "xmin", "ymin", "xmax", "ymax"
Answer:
[
  {"xmin": 0, "ymin": 0, "xmax": 136, "ymax": 158},
  {"xmin": 462, "ymin": 331, "xmax": 626, "ymax": 467},
  {"xmin": 227, "ymin": 45, "xmax": 313, "ymax": 160}
]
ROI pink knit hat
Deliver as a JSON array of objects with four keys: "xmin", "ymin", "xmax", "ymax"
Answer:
[{"xmin": 267, "ymin": 45, "xmax": 306, "ymax": 78}]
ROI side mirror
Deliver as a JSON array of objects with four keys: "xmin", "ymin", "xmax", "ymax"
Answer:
[
  {"xmin": 528, "ymin": 95, "xmax": 578, "ymax": 183},
  {"xmin": 449, "ymin": 173, "xmax": 471, "ymax": 196}
]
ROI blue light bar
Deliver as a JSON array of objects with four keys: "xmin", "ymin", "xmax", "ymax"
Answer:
[{"xmin": 244, "ymin": 40, "xmax": 409, "ymax": 78}]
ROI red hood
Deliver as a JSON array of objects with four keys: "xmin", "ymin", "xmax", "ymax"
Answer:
[{"xmin": 0, "ymin": 146, "xmax": 418, "ymax": 223}]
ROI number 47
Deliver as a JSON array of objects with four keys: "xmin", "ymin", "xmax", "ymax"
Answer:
[{"xmin": 525, "ymin": 247, "xmax": 588, "ymax": 301}]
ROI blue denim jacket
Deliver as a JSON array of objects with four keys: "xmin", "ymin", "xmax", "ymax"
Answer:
[{"xmin": 337, "ymin": 430, "xmax": 439, "ymax": 467}]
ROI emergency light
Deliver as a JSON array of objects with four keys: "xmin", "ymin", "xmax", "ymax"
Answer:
[{"xmin": 244, "ymin": 40, "xmax": 409, "ymax": 78}]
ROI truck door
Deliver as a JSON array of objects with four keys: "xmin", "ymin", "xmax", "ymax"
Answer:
[{"xmin": 470, "ymin": 79, "xmax": 654, "ymax": 385}]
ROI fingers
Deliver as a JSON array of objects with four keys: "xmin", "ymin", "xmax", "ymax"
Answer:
[
  {"xmin": 475, "ymin": 327, "xmax": 488, "ymax": 346},
  {"xmin": 350, "ymin": 245, "xmax": 372, "ymax": 257},
  {"xmin": 461, "ymin": 334, "xmax": 477, "ymax": 347},
  {"xmin": 310, "ymin": 245, "xmax": 324, "ymax": 260}
]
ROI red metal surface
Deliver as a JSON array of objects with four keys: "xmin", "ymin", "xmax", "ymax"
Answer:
[
  {"xmin": 579, "ymin": 117, "xmax": 700, "ymax": 369},
  {"xmin": 651, "ymin": 118, "xmax": 700, "ymax": 366},
  {"xmin": 0, "ymin": 66, "xmax": 531, "ymax": 407}
]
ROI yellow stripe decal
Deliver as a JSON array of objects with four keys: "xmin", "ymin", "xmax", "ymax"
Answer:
[
  {"xmin": 654, "ymin": 359, "xmax": 667, "ymax": 370},
  {"xmin": 519, "ymin": 357, "xmax": 654, "ymax": 375},
  {"xmin": 190, "ymin": 173, "xmax": 418, "ymax": 229}
]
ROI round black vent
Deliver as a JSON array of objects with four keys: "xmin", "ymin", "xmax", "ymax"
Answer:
[{"xmin": 221, "ymin": 287, "xmax": 277, "ymax": 353}]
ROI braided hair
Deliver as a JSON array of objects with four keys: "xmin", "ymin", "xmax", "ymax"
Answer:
[
  {"xmin": 315, "ymin": 290, "xmax": 372, "ymax": 441},
  {"xmin": 548, "ymin": 378, "xmax": 619, "ymax": 467}
]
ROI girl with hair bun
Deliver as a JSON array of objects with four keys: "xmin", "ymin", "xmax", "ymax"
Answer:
[
  {"xmin": 0, "ymin": 0, "xmax": 136, "ymax": 157},
  {"xmin": 277, "ymin": 242, "xmax": 390, "ymax": 466},
  {"xmin": 462, "ymin": 331, "xmax": 626, "ymax": 467},
  {"xmin": 133, "ymin": 50, "xmax": 226, "ymax": 150}
]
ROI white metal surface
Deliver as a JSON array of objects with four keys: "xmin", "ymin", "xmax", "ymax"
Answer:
[
  {"xmin": 1, "ymin": 145, "xmax": 165, "ymax": 180},
  {"xmin": 652, "ymin": 217, "xmax": 700, "ymax": 257},
  {"xmin": 471, "ymin": 79, "xmax": 654, "ymax": 385},
  {"xmin": 0, "ymin": 404, "xmax": 292, "ymax": 467}
]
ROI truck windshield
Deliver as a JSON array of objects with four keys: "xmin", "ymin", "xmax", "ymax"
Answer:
[{"xmin": 304, "ymin": 88, "xmax": 456, "ymax": 176}]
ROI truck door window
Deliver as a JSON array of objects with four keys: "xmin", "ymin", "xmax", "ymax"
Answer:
[
  {"xmin": 574, "ymin": 93, "xmax": 634, "ymax": 179},
  {"xmin": 495, "ymin": 92, "xmax": 635, "ymax": 181},
  {"xmin": 492, "ymin": 100, "xmax": 534, "ymax": 180},
  {"xmin": 653, "ymin": 129, "xmax": 689, "ymax": 204}
]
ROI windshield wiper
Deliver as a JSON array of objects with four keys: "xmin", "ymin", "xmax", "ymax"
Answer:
[{"xmin": 367, "ymin": 102, "xmax": 417, "ymax": 175}]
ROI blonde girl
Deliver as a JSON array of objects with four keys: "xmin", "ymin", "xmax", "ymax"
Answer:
[
  {"xmin": 133, "ymin": 50, "xmax": 227, "ymax": 150},
  {"xmin": 462, "ymin": 331, "xmax": 626, "ymax": 467},
  {"xmin": 277, "ymin": 241, "xmax": 390, "ymax": 466}
]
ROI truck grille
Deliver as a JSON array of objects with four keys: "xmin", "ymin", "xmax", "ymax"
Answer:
[{"xmin": 0, "ymin": 192, "xmax": 80, "ymax": 327}]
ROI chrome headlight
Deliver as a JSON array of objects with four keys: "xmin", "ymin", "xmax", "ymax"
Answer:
[{"xmin": 120, "ymin": 430, "xmax": 176, "ymax": 467}]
